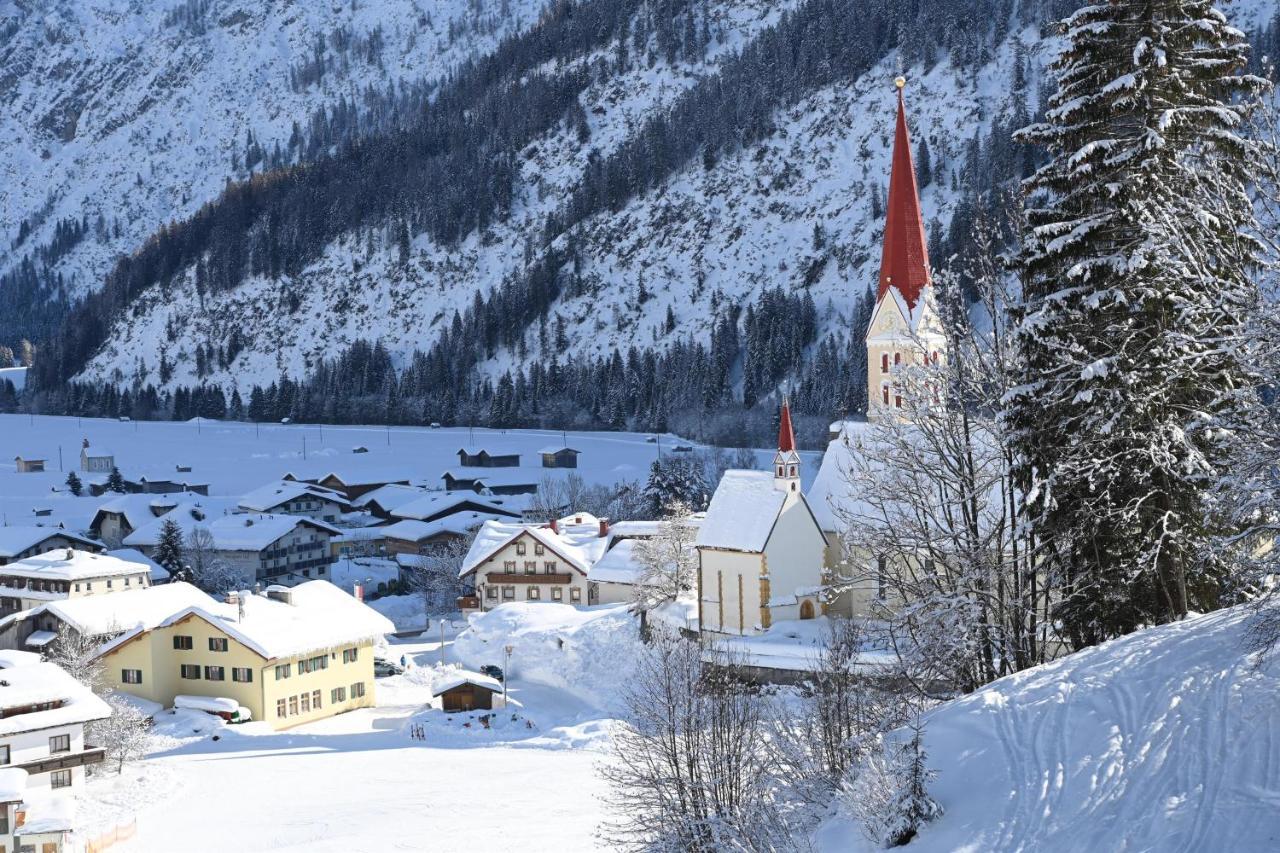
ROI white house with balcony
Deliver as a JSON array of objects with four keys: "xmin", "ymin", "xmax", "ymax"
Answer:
[
  {"xmin": 0, "ymin": 550, "xmax": 151, "ymax": 616},
  {"xmin": 459, "ymin": 514, "xmax": 609, "ymax": 611}
]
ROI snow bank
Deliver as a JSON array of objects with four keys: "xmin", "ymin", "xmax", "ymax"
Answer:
[
  {"xmin": 452, "ymin": 603, "xmax": 641, "ymax": 711},
  {"xmin": 818, "ymin": 604, "xmax": 1280, "ymax": 851}
]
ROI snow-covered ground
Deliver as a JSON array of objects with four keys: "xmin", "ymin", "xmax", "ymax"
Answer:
[
  {"xmin": 81, "ymin": 609, "xmax": 631, "ymax": 852},
  {"xmin": 818, "ymin": 604, "xmax": 1280, "ymax": 851},
  {"xmin": 0, "ymin": 413, "xmax": 713, "ymax": 535}
]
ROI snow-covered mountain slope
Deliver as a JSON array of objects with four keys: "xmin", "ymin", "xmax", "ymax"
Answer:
[
  {"xmin": 0, "ymin": 0, "xmax": 542, "ymax": 296},
  {"xmin": 818, "ymin": 604, "xmax": 1280, "ymax": 852},
  {"xmin": 22, "ymin": 0, "xmax": 1276, "ymax": 395}
]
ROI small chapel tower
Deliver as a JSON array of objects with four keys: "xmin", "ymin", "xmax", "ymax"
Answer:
[
  {"xmin": 865, "ymin": 78, "xmax": 945, "ymax": 416},
  {"xmin": 773, "ymin": 399, "xmax": 801, "ymax": 493}
]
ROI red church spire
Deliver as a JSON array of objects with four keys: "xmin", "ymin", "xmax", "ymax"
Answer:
[
  {"xmin": 777, "ymin": 399, "xmax": 796, "ymax": 453},
  {"xmin": 878, "ymin": 78, "xmax": 932, "ymax": 311}
]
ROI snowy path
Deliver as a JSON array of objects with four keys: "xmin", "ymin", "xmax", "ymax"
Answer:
[{"xmin": 818, "ymin": 606, "xmax": 1280, "ymax": 852}]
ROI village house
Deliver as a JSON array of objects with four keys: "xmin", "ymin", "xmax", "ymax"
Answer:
[
  {"xmin": 0, "ymin": 550, "xmax": 151, "ymax": 616},
  {"xmin": 353, "ymin": 484, "xmax": 432, "ymax": 520},
  {"xmin": 124, "ymin": 510, "xmax": 339, "ymax": 587},
  {"xmin": 697, "ymin": 402, "xmax": 828, "ymax": 636},
  {"xmin": 88, "ymin": 494, "xmax": 179, "ymax": 546},
  {"xmin": 586, "ymin": 518, "xmax": 703, "ymax": 605},
  {"xmin": 0, "ymin": 767, "xmax": 78, "ymax": 853},
  {"xmin": 283, "ymin": 471, "xmax": 410, "ymax": 503},
  {"xmin": 12, "ymin": 456, "xmax": 44, "ymax": 474},
  {"xmin": 459, "ymin": 514, "xmax": 609, "ymax": 611},
  {"xmin": 440, "ymin": 470, "xmax": 540, "ymax": 496},
  {"xmin": 78, "ymin": 440, "xmax": 114, "ymax": 474},
  {"xmin": 0, "ymin": 652, "xmax": 110, "ymax": 798},
  {"xmin": 456, "ymin": 447, "xmax": 521, "ymax": 468},
  {"xmin": 91, "ymin": 582, "xmax": 392, "ymax": 730},
  {"xmin": 237, "ymin": 480, "xmax": 352, "ymax": 523},
  {"xmin": 538, "ymin": 446, "xmax": 580, "ymax": 469},
  {"xmin": 0, "ymin": 529, "xmax": 103, "ymax": 567},
  {"xmin": 389, "ymin": 492, "xmax": 528, "ymax": 525}
]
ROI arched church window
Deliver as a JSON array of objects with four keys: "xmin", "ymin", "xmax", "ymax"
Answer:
[
  {"xmin": 882, "ymin": 384, "xmax": 890, "ymax": 405},
  {"xmin": 895, "ymin": 392, "xmax": 902, "ymax": 409},
  {"xmin": 894, "ymin": 352, "xmax": 901, "ymax": 366},
  {"xmin": 881, "ymin": 353, "xmax": 889, "ymax": 373}
]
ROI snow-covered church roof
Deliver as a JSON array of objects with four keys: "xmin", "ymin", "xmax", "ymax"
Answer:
[{"xmin": 696, "ymin": 470, "xmax": 787, "ymax": 553}]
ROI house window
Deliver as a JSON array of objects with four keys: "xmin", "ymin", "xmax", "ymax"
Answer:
[
  {"xmin": 204, "ymin": 666, "xmax": 225, "ymax": 681},
  {"xmin": 73, "ymin": 583, "xmax": 80, "ymax": 593},
  {"xmin": 544, "ymin": 561, "xmax": 557, "ymax": 573},
  {"xmin": 122, "ymin": 669, "xmax": 142, "ymax": 685},
  {"xmin": 343, "ymin": 648, "xmax": 358, "ymax": 663},
  {"xmin": 300, "ymin": 693, "xmax": 310, "ymax": 714},
  {"xmin": 485, "ymin": 586, "xmax": 497, "ymax": 600},
  {"xmin": 0, "ymin": 745, "xmax": 9, "ymax": 765},
  {"xmin": 180, "ymin": 664, "xmax": 201, "ymax": 680},
  {"xmin": 331, "ymin": 687, "xmax": 347, "ymax": 703},
  {"xmin": 503, "ymin": 560, "xmax": 517, "ymax": 571},
  {"xmin": 894, "ymin": 352, "xmax": 901, "ymax": 366},
  {"xmin": 289, "ymin": 696, "xmax": 299, "ymax": 716},
  {"xmin": 515, "ymin": 542, "xmax": 526, "ymax": 555},
  {"xmin": 208, "ymin": 637, "xmax": 228, "ymax": 652},
  {"xmin": 232, "ymin": 668, "xmax": 252, "ymax": 683},
  {"xmin": 106, "ymin": 579, "xmax": 113, "ymax": 589},
  {"xmin": 351, "ymin": 682, "xmax": 366, "ymax": 699},
  {"xmin": 277, "ymin": 699, "xmax": 287, "ymax": 718},
  {"xmin": 527, "ymin": 587, "xmax": 540, "ymax": 601},
  {"xmin": 524, "ymin": 561, "xmax": 537, "ymax": 573},
  {"xmin": 275, "ymin": 663, "xmax": 291, "ymax": 679},
  {"xmin": 881, "ymin": 353, "xmax": 889, "ymax": 373},
  {"xmin": 534, "ymin": 543, "xmax": 545, "ymax": 556},
  {"xmin": 551, "ymin": 587, "xmax": 563, "ymax": 601},
  {"xmin": 570, "ymin": 588, "xmax": 581, "ymax": 603},
  {"xmin": 502, "ymin": 586, "xmax": 515, "ymax": 600},
  {"xmin": 173, "ymin": 635, "xmax": 193, "ymax": 650},
  {"xmin": 895, "ymin": 392, "xmax": 902, "ymax": 409},
  {"xmin": 50, "ymin": 770, "xmax": 72, "ymax": 789},
  {"xmin": 312, "ymin": 690, "xmax": 322, "ymax": 709},
  {"xmin": 49, "ymin": 735, "xmax": 70, "ymax": 754},
  {"xmin": 882, "ymin": 383, "xmax": 890, "ymax": 406}
]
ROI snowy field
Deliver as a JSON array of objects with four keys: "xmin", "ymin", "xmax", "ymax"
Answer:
[
  {"xmin": 0, "ymin": 413, "xmax": 722, "ymax": 531},
  {"xmin": 83, "ymin": 616, "xmax": 625, "ymax": 852}
]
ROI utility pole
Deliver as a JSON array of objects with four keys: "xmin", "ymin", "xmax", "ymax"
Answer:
[
  {"xmin": 303, "ymin": 435, "xmax": 307, "ymax": 461},
  {"xmin": 503, "ymin": 644, "xmax": 513, "ymax": 708},
  {"xmin": 57, "ymin": 446, "xmax": 63, "ymax": 473},
  {"xmin": 439, "ymin": 620, "xmax": 446, "ymax": 666}
]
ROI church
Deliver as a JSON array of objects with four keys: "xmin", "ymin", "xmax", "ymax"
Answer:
[{"xmin": 697, "ymin": 78, "xmax": 942, "ymax": 634}]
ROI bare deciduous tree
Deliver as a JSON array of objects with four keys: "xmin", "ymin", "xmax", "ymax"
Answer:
[
  {"xmin": 186, "ymin": 526, "xmax": 243, "ymax": 593},
  {"xmin": 404, "ymin": 531, "xmax": 476, "ymax": 620},
  {"xmin": 47, "ymin": 624, "xmax": 106, "ymax": 692},
  {"xmin": 631, "ymin": 501, "xmax": 698, "ymax": 611},
  {"xmin": 92, "ymin": 693, "xmax": 152, "ymax": 774}
]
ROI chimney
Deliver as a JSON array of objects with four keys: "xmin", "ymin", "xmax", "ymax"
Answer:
[
  {"xmin": 64, "ymin": 548, "xmax": 74, "ymax": 561},
  {"xmin": 549, "ymin": 518, "xmax": 558, "ymax": 534},
  {"xmin": 225, "ymin": 591, "xmax": 239, "ymax": 606},
  {"xmin": 81, "ymin": 438, "xmax": 89, "ymax": 449},
  {"xmin": 598, "ymin": 518, "xmax": 610, "ymax": 538}
]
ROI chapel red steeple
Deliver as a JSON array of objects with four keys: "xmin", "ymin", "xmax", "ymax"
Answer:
[
  {"xmin": 878, "ymin": 78, "xmax": 932, "ymax": 311},
  {"xmin": 777, "ymin": 399, "xmax": 796, "ymax": 454}
]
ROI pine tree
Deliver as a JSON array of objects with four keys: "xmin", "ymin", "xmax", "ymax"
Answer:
[
  {"xmin": 1008, "ymin": 0, "xmax": 1270, "ymax": 645},
  {"xmin": 65, "ymin": 471, "xmax": 82, "ymax": 497},
  {"xmin": 105, "ymin": 466, "xmax": 127, "ymax": 494},
  {"xmin": 154, "ymin": 519, "xmax": 186, "ymax": 577}
]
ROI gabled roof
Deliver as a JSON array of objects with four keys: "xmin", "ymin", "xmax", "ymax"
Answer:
[
  {"xmin": 81, "ymin": 446, "xmax": 115, "ymax": 458},
  {"xmin": 878, "ymin": 81, "xmax": 931, "ymax": 313},
  {"xmin": 440, "ymin": 469, "xmax": 540, "ymax": 488},
  {"xmin": 537, "ymin": 446, "xmax": 580, "ymax": 455},
  {"xmin": 696, "ymin": 471, "xmax": 786, "ymax": 553},
  {"xmin": 38, "ymin": 581, "xmax": 218, "ymax": 638},
  {"xmin": 458, "ymin": 447, "xmax": 521, "ymax": 457},
  {"xmin": 238, "ymin": 480, "xmax": 351, "ymax": 512},
  {"xmin": 0, "ymin": 550, "xmax": 149, "ymax": 583},
  {"xmin": 354, "ymin": 484, "xmax": 432, "ymax": 513},
  {"xmin": 0, "ymin": 660, "xmax": 110, "ymax": 737},
  {"xmin": 432, "ymin": 669, "xmax": 502, "ymax": 696},
  {"xmin": 458, "ymin": 515, "xmax": 608, "ymax": 578},
  {"xmin": 0, "ymin": 528, "xmax": 101, "ymax": 559},
  {"xmin": 90, "ymin": 494, "xmax": 166, "ymax": 533},
  {"xmin": 390, "ymin": 491, "xmax": 525, "ymax": 522}
]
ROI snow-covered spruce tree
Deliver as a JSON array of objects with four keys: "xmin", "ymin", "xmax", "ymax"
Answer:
[
  {"xmin": 105, "ymin": 465, "xmax": 127, "ymax": 494},
  {"xmin": 1009, "ymin": 0, "xmax": 1270, "ymax": 645},
  {"xmin": 153, "ymin": 519, "xmax": 185, "ymax": 579},
  {"xmin": 65, "ymin": 471, "xmax": 82, "ymax": 497}
]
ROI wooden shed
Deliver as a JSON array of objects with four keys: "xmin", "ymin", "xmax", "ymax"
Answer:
[
  {"xmin": 538, "ymin": 446, "xmax": 580, "ymax": 469},
  {"xmin": 432, "ymin": 671, "xmax": 503, "ymax": 712},
  {"xmin": 13, "ymin": 456, "xmax": 44, "ymax": 474}
]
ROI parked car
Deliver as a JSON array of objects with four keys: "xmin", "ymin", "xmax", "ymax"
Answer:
[
  {"xmin": 374, "ymin": 659, "xmax": 405, "ymax": 678},
  {"xmin": 479, "ymin": 664, "xmax": 504, "ymax": 683}
]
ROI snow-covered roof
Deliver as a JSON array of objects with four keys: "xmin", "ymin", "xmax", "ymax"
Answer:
[
  {"xmin": 119, "ymin": 498, "xmax": 239, "ymax": 547},
  {"xmin": 458, "ymin": 515, "xmax": 609, "ymax": 578},
  {"xmin": 23, "ymin": 631, "xmax": 56, "ymax": 648},
  {"xmin": 91, "ymin": 494, "xmax": 165, "ymax": 532},
  {"xmin": 696, "ymin": 471, "xmax": 786, "ymax": 553},
  {"xmin": 0, "ymin": 650, "xmax": 42, "ymax": 669},
  {"xmin": 38, "ymin": 582, "xmax": 219, "ymax": 638},
  {"xmin": 380, "ymin": 516, "xmax": 489, "ymax": 543},
  {"xmin": 536, "ymin": 446, "xmax": 579, "ymax": 455},
  {"xmin": 0, "ymin": 528, "xmax": 100, "ymax": 559},
  {"xmin": 124, "ymin": 506, "xmax": 336, "ymax": 552},
  {"xmin": 81, "ymin": 446, "xmax": 115, "ymax": 458},
  {"xmin": 587, "ymin": 539, "xmax": 644, "ymax": 586},
  {"xmin": 432, "ymin": 669, "xmax": 502, "ymax": 696},
  {"xmin": 458, "ymin": 446, "xmax": 520, "ymax": 457},
  {"xmin": 0, "ymin": 660, "xmax": 111, "ymax": 737},
  {"xmin": 441, "ymin": 469, "xmax": 541, "ymax": 488},
  {"xmin": 238, "ymin": 480, "xmax": 350, "ymax": 512},
  {"xmin": 0, "ymin": 550, "xmax": 149, "ymax": 583},
  {"xmin": 13, "ymin": 796, "xmax": 75, "ymax": 835},
  {"xmin": 390, "ymin": 491, "xmax": 523, "ymax": 522},
  {"xmin": 94, "ymin": 581, "xmax": 394, "ymax": 662},
  {"xmin": 806, "ymin": 421, "xmax": 879, "ymax": 533},
  {"xmin": 354, "ymin": 484, "xmax": 432, "ymax": 512},
  {"xmin": 107, "ymin": 548, "xmax": 170, "ymax": 583}
]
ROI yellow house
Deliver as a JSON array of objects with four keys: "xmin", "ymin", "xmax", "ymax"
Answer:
[{"xmin": 92, "ymin": 582, "xmax": 393, "ymax": 730}]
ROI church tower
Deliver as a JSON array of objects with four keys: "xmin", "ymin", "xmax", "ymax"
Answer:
[
  {"xmin": 774, "ymin": 399, "xmax": 801, "ymax": 493},
  {"xmin": 864, "ymin": 78, "xmax": 944, "ymax": 415}
]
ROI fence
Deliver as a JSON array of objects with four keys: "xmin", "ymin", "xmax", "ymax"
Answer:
[{"xmin": 83, "ymin": 818, "xmax": 136, "ymax": 853}]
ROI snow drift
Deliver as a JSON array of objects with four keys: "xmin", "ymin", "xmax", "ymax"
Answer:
[
  {"xmin": 452, "ymin": 603, "xmax": 642, "ymax": 712},
  {"xmin": 819, "ymin": 604, "xmax": 1280, "ymax": 851}
]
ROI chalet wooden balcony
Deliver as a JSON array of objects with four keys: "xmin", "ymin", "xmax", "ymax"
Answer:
[
  {"xmin": 18, "ymin": 746, "xmax": 105, "ymax": 775},
  {"xmin": 483, "ymin": 572, "xmax": 573, "ymax": 585},
  {"xmin": 456, "ymin": 596, "xmax": 481, "ymax": 610}
]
